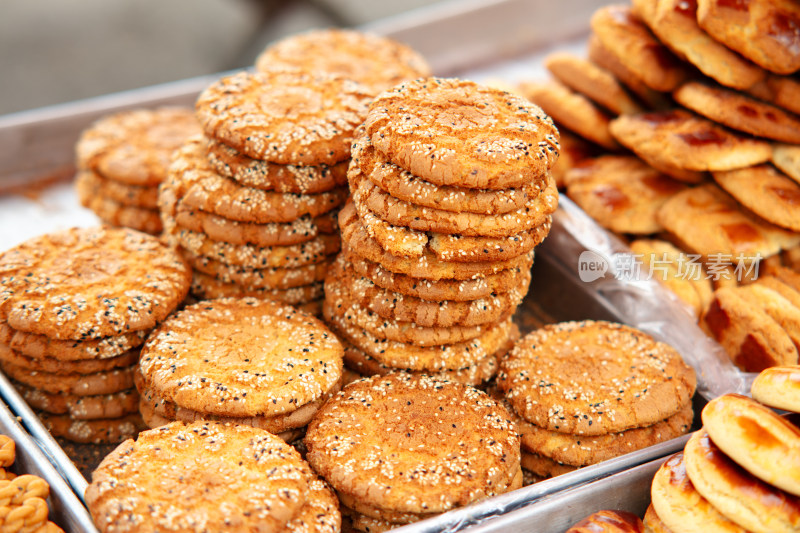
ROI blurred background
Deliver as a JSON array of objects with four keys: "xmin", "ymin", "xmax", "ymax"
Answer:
[{"xmin": 0, "ymin": 0, "xmax": 445, "ymax": 115}]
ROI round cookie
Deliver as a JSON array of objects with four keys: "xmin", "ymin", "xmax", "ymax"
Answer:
[
  {"xmin": 138, "ymin": 297, "xmax": 343, "ymax": 418},
  {"xmin": 76, "ymin": 175, "xmax": 163, "ymax": 235},
  {"xmin": 773, "ymin": 144, "xmax": 800, "ymax": 185},
  {"xmin": 16, "ymin": 384, "xmax": 139, "ymax": 421},
  {"xmin": 254, "ymin": 28, "xmax": 431, "ymax": 95},
  {"xmin": 565, "ymin": 155, "xmax": 687, "ymax": 235},
  {"xmin": 651, "ymin": 453, "xmax": 749, "ymax": 533},
  {"xmin": 696, "ymin": 0, "xmax": 800, "ymax": 75},
  {"xmin": 590, "ymin": 5, "xmax": 689, "ymax": 92},
  {"xmin": 304, "ymin": 373, "xmax": 521, "ymax": 515},
  {"xmin": 349, "ymin": 193, "xmax": 428, "ymax": 258},
  {"xmin": 0, "ymin": 323, "xmax": 146, "ymax": 361},
  {"xmin": 364, "ymin": 77, "xmax": 560, "ymax": 190},
  {"xmin": 674, "ymin": 82, "xmax": 800, "ymax": 144},
  {"xmin": 0, "ymin": 343, "xmax": 137, "ymax": 374},
  {"xmin": 550, "ymin": 130, "xmax": 597, "ymax": 189},
  {"xmin": 544, "ymin": 52, "xmax": 644, "ymax": 115},
  {"xmin": 609, "ymin": 110, "xmax": 773, "ymax": 176},
  {"xmin": 498, "ymin": 320, "xmax": 697, "ymax": 436},
  {"xmin": 518, "ymin": 80, "xmax": 619, "ymax": 150},
  {"xmin": 751, "ymin": 365, "xmax": 800, "ymax": 412},
  {"xmin": 41, "ymin": 412, "xmax": 145, "ymax": 445},
  {"xmin": 0, "ymin": 362, "xmax": 135, "ymax": 396},
  {"xmin": 521, "ymin": 451, "xmax": 576, "ymax": 478},
  {"xmin": 713, "ymin": 164, "xmax": 800, "ymax": 231},
  {"xmin": 195, "ymin": 69, "xmax": 371, "ymax": 165},
  {"xmin": 702, "ymin": 393, "xmax": 800, "ymax": 496},
  {"xmin": 748, "ymin": 74, "xmax": 800, "ymax": 115},
  {"xmin": 643, "ymin": 504, "xmax": 674, "ymax": 533},
  {"xmin": 189, "ymin": 271, "xmax": 325, "ymax": 305},
  {"xmin": 186, "ymin": 254, "xmax": 330, "ymax": 290},
  {"xmin": 75, "ymin": 107, "xmax": 201, "ymax": 187},
  {"xmin": 0, "ymin": 226, "xmax": 191, "ymax": 339},
  {"xmin": 85, "ymin": 421, "xmax": 334, "ymax": 532},
  {"xmin": 205, "ymin": 137, "xmax": 348, "ymax": 193},
  {"xmin": 684, "ymin": 429, "xmax": 800, "ymax": 533},
  {"xmin": 566, "ymin": 510, "xmax": 645, "ymax": 533},
  {"xmin": 75, "ymin": 170, "xmax": 159, "ymax": 208}
]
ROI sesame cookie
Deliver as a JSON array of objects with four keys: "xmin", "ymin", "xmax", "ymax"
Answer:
[
  {"xmin": 0, "ymin": 362, "xmax": 136, "ymax": 396},
  {"xmin": 305, "ymin": 373, "xmax": 521, "ymax": 515},
  {"xmin": 751, "ymin": 365, "xmax": 800, "ymax": 412},
  {"xmin": 41, "ymin": 412, "xmax": 145, "ymax": 445},
  {"xmin": 86, "ymin": 420, "xmax": 336, "ymax": 532},
  {"xmin": 696, "ymin": 0, "xmax": 800, "ymax": 75},
  {"xmin": 714, "ymin": 164, "xmax": 800, "ymax": 232},
  {"xmin": 186, "ymin": 254, "xmax": 330, "ymax": 290},
  {"xmin": 645, "ymin": 0, "xmax": 765, "ymax": 91},
  {"xmin": 0, "ymin": 227, "xmax": 191, "ymax": 339},
  {"xmin": 138, "ymin": 297, "xmax": 342, "ymax": 418},
  {"xmin": 498, "ymin": 321, "xmax": 696, "ymax": 436},
  {"xmin": 76, "ymin": 176, "xmax": 163, "ymax": 235},
  {"xmin": 350, "ymin": 194, "xmax": 428, "ymax": 258},
  {"xmin": 189, "ymin": 272, "xmax": 325, "ymax": 304},
  {"xmin": 75, "ymin": 107, "xmax": 201, "ymax": 187},
  {"xmin": 254, "ymin": 28, "xmax": 430, "ymax": 95},
  {"xmin": 684, "ymin": 429, "xmax": 800, "ymax": 533},
  {"xmin": 651, "ymin": 453, "xmax": 748, "ymax": 533},
  {"xmin": 340, "ymin": 201, "xmax": 537, "ymax": 280},
  {"xmin": 544, "ymin": 52, "xmax": 644, "ymax": 115},
  {"xmin": 772, "ymin": 144, "xmax": 800, "ymax": 185},
  {"xmin": 195, "ymin": 69, "xmax": 371, "ymax": 165},
  {"xmin": 657, "ymin": 183, "xmax": 800, "ymax": 260},
  {"xmin": 174, "ymin": 208, "xmax": 338, "ymax": 248},
  {"xmin": 518, "ymin": 80, "xmax": 619, "ymax": 150},
  {"xmin": 75, "ymin": 170, "xmax": 159, "ymax": 209},
  {"xmin": 353, "ymin": 134, "xmax": 538, "ymax": 216},
  {"xmin": 364, "ymin": 77, "xmax": 560, "ymax": 190},
  {"xmin": 565, "ymin": 155, "xmax": 687, "ymax": 235},
  {"xmin": 16, "ymin": 384, "xmax": 139, "ymax": 421},
  {"xmin": 702, "ymin": 286, "xmax": 799, "ymax": 372},
  {"xmin": 748, "ymin": 74, "xmax": 800, "ymax": 115},
  {"xmin": 609, "ymin": 110, "xmax": 773, "ymax": 175},
  {"xmin": 590, "ymin": 5, "xmax": 689, "ymax": 92},
  {"xmin": 0, "ymin": 343, "xmax": 137, "ymax": 374},
  {"xmin": 704, "ymin": 393, "xmax": 800, "ymax": 495},
  {"xmin": 0, "ymin": 323, "xmax": 147, "ymax": 361},
  {"xmin": 520, "ymin": 451, "xmax": 577, "ymax": 479},
  {"xmin": 205, "ymin": 137, "xmax": 348, "ymax": 193},
  {"xmin": 347, "ymin": 250, "xmax": 532, "ymax": 302},
  {"xmin": 566, "ymin": 511, "xmax": 645, "ymax": 533},
  {"xmin": 674, "ymin": 82, "xmax": 800, "ymax": 144}
]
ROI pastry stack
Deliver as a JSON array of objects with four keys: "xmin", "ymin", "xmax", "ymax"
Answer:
[
  {"xmin": 75, "ymin": 107, "xmax": 201, "ymax": 235},
  {"xmin": 647, "ymin": 366, "xmax": 800, "ymax": 533},
  {"xmin": 158, "ymin": 68, "xmax": 372, "ymax": 312},
  {"xmin": 497, "ymin": 321, "xmax": 696, "ymax": 482},
  {"xmin": 322, "ymin": 77, "xmax": 560, "ymax": 386},
  {"xmin": 0, "ymin": 226, "xmax": 191, "ymax": 444}
]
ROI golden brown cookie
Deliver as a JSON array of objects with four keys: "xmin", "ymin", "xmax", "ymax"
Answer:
[
  {"xmin": 643, "ymin": 0, "xmax": 765, "ymax": 90},
  {"xmin": 41, "ymin": 412, "xmax": 145, "ymax": 445},
  {"xmin": 737, "ymin": 283, "xmax": 800, "ymax": 351},
  {"xmin": 545, "ymin": 52, "xmax": 644, "ymax": 115},
  {"xmin": 551, "ymin": 130, "xmax": 597, "ymax": 189},
  {"xmin": 498, "ymin": 320, "xmax": 697, "ymax": 436},
  {"xmin": 674, "ymin": 82, "xmax": 800, "ymax": 144},
  {"xmin": 86, "ymin": 421, "xmax": 337, "ymax": 532},
  {"xmin": 684, "ymin": 429, "xmax": 800, "ymax": 533},
  {"xmin": 76, "ymin": 176, "xmax": 163, "ymax": 235},
  {"xmin": 0, "ymin": 362, "xmax": 135, "ymax": 396},
  {"xmin": 751, "ymin": 365, "xmax": 800, "ymax": 412},
  {"xmin": 565, "ymin": 155, "xmax": 687, "ymax": 234},
  {"xmin": 254, "ymin": 28, "xmax": 430, "ymax": 95},
  {"xmin": 205, "ymin": 137, "xmax": 349, "ymax": 193},
  {"xmin": 696, "ymin": 0, "xmax": 800, "ymax": 75},
  {"xmin": 364, "ymin": 77, "xmax": 560, "ymax": 190},
  {"xmin": 16, "ymin": 383, "xmax": 138, "ymax": 421},
  {"xmin": 0, "ymin": 227, "xmax": 190, "ymax": 340},
  {"xmin": 185, "ymin": 253, "xmax": 330, "ymax": 290},
  {"xmin": 772, "ymin": 144, "xmax": 800, "ymax": 185},
  {"xmin": 609, "ymin": 110, "xmax": 772, "ymax": 177},
  {"xmin": 590, "ymin": 5, "xmax": 689, "ymax": 92},
  {"xmin": 702, "ymin": 393, "xmax": 800, "ymax": 496},
  {"xmin": 657, "ymin": 183, "xmax": 800, "ymax": 261},
  {"xmin": 75, "ymin": 170, "xmax": 159, "ymax": 209},
  {"xmin": 188, "ymin": 271, "xmax": 325, "ymax": 303},
  {"xmin": 748, "ymin": 74, "xmax": 800, "ymax": 115},
  {"xmin": 520, "ymin": 451, "xmax": 577, "ymax": 478},
  {"xmin": 713, "ymin": 164, "xmax": 800, "ymax": 231},
  {"xmin": 195, "ymin": 70, "xmax": 371, "ymax": 165},
  {"xmin": 305, "ymin": 373, "xmax": 520, "ymax": 515},
  {"xmin": 139, "ymin": 297, "xmax": 341, "ymax": 418},
  {"xmin": 643, "ymin": 504, "xmax": 674, "ymax": 533},
  {"xmin": 0, "ymin": 343, "xmax": 136, "ymax": 374},
  {"xmin": 0, "ymin": 323, "xmax": 146, "ymax": 361},
  {"xmin": 651, "ymin": 452, "xmax": 748, "ymax": 533},
  {"xmin": 566, "ymin": 510, "xmax": 645, "ymax": 533},
  {"xmin": 75, "ymin": 107, "xmax": 201, "ymax": 187}
]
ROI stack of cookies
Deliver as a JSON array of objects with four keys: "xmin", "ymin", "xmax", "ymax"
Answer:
[
  {"xmin": 75, "ymin": 107, "xmax": 201, "ymax": 235},
  {"xmin": 305, "ymin": 372, "xmax": 522, "ymax": 531},
  {"xmin": 0, "ymin": 226, "xmax": 191, "ymax": 444},
  {"xmin": 647, "ymin": 367, "xmax": 800, "ymax": 533},
  {"xmin": 159, "ymin": 68, "xmax": 373, "ymax": 310},
  {"xmin": 323, "ymin": 77, "xmax": 560, "ymax": 386},
  {"xmin": 135, "ymin": 297, "xmax": 343, "ymax": 443},
  {"xmin": 497, "ymin": 321, "xmax": 696, "ymax": 481}
]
